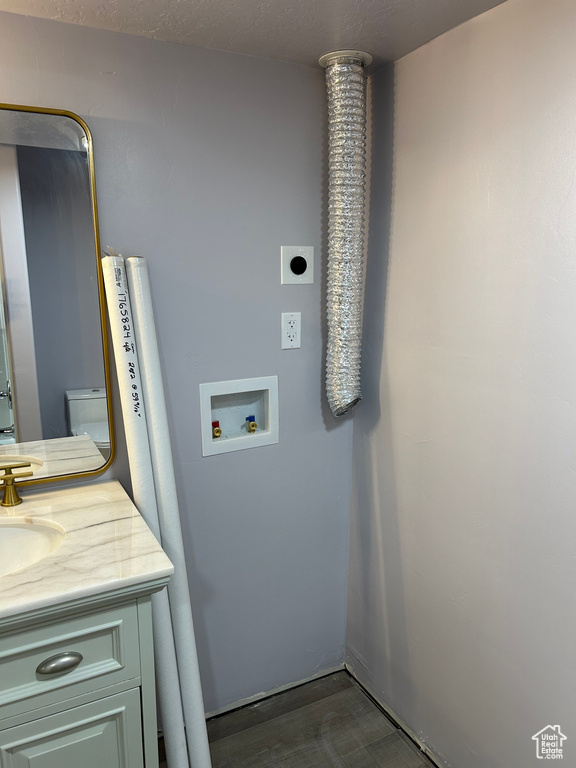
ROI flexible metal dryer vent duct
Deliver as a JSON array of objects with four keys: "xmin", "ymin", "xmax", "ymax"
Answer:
[{"xmin": 320, "ymin": 49, "xmax": 372, "ymax": 416}]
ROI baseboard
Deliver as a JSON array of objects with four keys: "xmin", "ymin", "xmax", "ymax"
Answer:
[
  {"xmin": 345, "ymin": 664, "xmax": 446, "ymax": 768},
  {"xmin": 205, "ymin": 663, "xmax": 346, "ymax": 719}
]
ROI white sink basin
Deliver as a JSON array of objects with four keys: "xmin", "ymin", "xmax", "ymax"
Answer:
[{"xmin": 0, "ymin": 518, "xmax": 65, "ymax": 578}]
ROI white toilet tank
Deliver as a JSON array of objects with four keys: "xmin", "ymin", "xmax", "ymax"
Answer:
[{"xmin": 65, "ymin": 388, "xmax": 110, "ymax": 456}]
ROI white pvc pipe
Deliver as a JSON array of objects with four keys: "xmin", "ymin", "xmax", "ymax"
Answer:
[
  {"xmin": 102, "ymin": 256, "xmax": 156, "ymax": 524},
  {"xmin": 102, "ymin": 254, "xmax": 193, "ymax": 768},
  {"xmin": 126, "ymin": 255, "xmax": 212, "ymax": 768}
]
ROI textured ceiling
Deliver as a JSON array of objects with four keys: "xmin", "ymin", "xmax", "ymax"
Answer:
[{"xmin": 0, "ymin": 0, "xmax": 507, "ymax": 69}]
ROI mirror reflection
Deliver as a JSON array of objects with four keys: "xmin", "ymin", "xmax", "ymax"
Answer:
[{"xmin": 0, "ymin": 106, "xmax": 112, "ymax": 482}]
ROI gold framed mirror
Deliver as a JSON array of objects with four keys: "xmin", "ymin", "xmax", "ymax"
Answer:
[{"xmin": 0, "ymin": 103, "xmax": 114, "ymax": 485}]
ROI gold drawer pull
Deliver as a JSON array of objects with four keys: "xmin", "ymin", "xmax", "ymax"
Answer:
[{"xmin": 36, "ymin": 651, "xmax": 83, "ymax": 676}]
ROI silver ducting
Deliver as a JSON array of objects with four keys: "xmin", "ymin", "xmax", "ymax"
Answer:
[{"xmin": 320, "ymin": 50, "xmax": 372, "ymax": 417}]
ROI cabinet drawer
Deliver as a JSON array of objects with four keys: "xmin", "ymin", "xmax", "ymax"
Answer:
[
  {"xmin": 0, "ymin": 604, "xmax": 140, "ymax": 721},
  {"xmin": 0, "ymin": 688, "xmax": 143, "ymax": 768}
]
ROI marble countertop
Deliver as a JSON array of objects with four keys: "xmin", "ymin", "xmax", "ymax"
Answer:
[
  {"xmin": 0, "ymin": 480, "xmax": 173, "ymax": 620},
  {"xmin": 0, "ymin": 436, "xmax": 106, "ymax": 480}
]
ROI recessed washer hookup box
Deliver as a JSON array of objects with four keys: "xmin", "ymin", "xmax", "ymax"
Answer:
[{"xmin": 199, "ymin": 376, "xmax": 279, "ymax": 457}]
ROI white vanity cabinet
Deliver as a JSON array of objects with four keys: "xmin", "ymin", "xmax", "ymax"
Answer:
[
  {"xmin": 0, "ymin": 590, "xmax": 164, "ymax": 768},
  {"xmin": 0, "ymin": 480, "xmax": 174, "ymax": 768},
  {"xmin": 0, "ymin": 690, "xmax": 143, "ymax": 768}
]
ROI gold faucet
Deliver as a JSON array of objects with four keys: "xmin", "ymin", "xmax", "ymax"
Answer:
[{"xmin": 0, "ymin": 462, "xmax": 33, "ymax": 507}]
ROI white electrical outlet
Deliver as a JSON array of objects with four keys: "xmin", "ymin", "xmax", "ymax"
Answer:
[{"xmin": 281, "ymin": 312, "xmax": 301, "ymax": 349}]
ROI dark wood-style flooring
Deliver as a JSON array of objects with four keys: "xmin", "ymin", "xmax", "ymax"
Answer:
[{"xmin": 205, "ymin": 671, "xmax": 434, "ymax": 768}]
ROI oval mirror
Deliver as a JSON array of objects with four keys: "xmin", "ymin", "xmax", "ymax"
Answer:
[{"xmin": 0, "ymin": 104, "xmax": 113, "ymax": 485}]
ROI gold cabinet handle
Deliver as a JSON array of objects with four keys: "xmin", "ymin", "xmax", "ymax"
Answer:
[{"xmin": 36, "ymin": 651, "xmax": 83, "ymax": 676}]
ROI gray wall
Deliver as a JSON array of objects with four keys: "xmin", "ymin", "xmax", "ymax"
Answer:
[
  {"xmin": 0, "ymin": 11, "xmax": 352, "ymax": 712},
  {"xmin": 348, "ymin": 0, "xmax": 576, "ymax": 766},
  {"xmin": 18, "ymin": 146, "xmax": 105, "ymax": 439}
]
